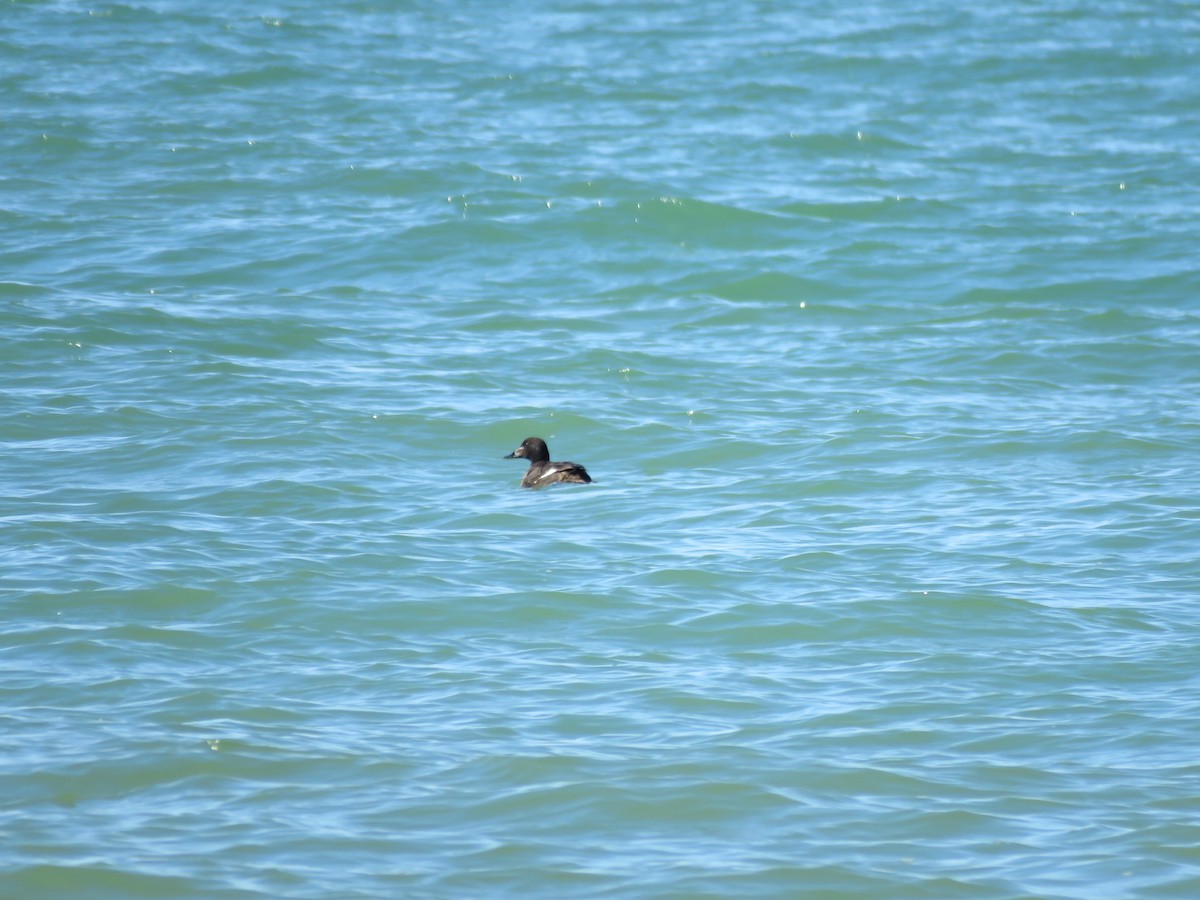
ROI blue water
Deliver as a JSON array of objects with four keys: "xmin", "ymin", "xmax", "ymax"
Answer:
[{"xmin": 4, "ymin": 1, "xmax": 1200, "ymax": 897}]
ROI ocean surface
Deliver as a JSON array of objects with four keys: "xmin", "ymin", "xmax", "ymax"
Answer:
[{"xmin": 3, "ymin": 1, "xmax": 1200, "ymax": 897}]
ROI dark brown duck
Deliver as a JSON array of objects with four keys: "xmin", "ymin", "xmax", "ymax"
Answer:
[{"xmin": 504, "ymin": 437, "xmax": 593, "ymax": 488}]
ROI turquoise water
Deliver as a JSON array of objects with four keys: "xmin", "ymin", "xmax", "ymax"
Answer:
[{"xmin": 4, "ymin": 1, "xmax": 1200, "ymax": 897}]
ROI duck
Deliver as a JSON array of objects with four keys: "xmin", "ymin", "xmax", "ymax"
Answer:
[{"xmin": 504, "ymin": 436, "xmax": 593, "ymax": 488}]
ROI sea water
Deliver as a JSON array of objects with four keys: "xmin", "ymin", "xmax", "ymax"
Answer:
[{"xmin": 3, "ymin": 1, "xmax": 1200, "ymax": 897}]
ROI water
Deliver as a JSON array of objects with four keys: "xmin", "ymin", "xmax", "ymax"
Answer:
[{"xmin": 3, "ymin": 1, "xmax": 1200, "ymax": 897}]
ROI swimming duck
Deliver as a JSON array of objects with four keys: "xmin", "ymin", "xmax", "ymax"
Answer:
[{"xmin": 504, "ymin": 437, "xmax": 593, "ymax": 488}]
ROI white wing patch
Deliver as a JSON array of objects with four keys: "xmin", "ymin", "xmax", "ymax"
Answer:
[{"xmin": 534, "ymin": 463, "xmax": 573, "ymax": 485}]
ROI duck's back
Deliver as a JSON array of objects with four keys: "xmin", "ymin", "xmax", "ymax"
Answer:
[{"xmin": 522, "ymin": 460, "xmax": 592, "ymax": 488}]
